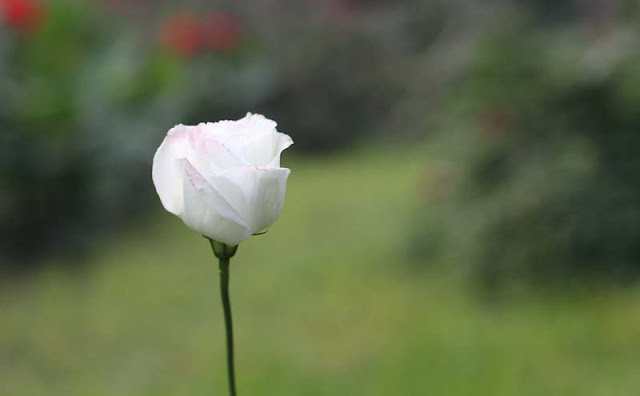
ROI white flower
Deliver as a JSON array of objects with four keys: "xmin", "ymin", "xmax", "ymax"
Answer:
[{"xmin": 152, "ymin": 113, "xmax": 293, "ymax": 245}]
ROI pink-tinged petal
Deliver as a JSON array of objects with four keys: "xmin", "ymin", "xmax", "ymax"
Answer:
[
  {"xmin": 188, "ymin": 123, "xmax": 247, "ymax": 172},
  {"xmin": 181, "ymin": 159, "xmax": 252, "ymax": 245},
  {"xmin": 211, "ymin": 165, "xmax": 290, "ymax": 234},
  {"xmin": 152, "ymin": 114, "xmax": 293, "ymax": 242},
  {"xmin": 152, "ymin": 125, "xmax": 191, "ymax": 215}
]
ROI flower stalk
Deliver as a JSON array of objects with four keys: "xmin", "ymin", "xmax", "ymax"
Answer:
[{"xmin": 209, "ymin": 238, "xmax": 239, "ymax": 396}]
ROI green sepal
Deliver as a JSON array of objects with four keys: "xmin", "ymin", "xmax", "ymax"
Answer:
[{"xmin": 207, "ymin": 238, "xmax": 239, "ymax": 260}]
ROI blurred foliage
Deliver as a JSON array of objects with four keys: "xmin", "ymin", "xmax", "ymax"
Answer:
[
  {"xmin": 410, "ymin": 12, "xmax": 640, "ymax": 290},
  {"xmin": 4, "ymin": 1, "xmax": 640, "ymax": 391},
  {"xmin": 245, "ymin": 0, "xmax": 447, "ymax": 152},
  {"xmin": 1, "ymin": 0, "xmax": 444, "ymax": 267},
  {"xmin": 1, "ymin": 0, "xmax": 187, "ymax": 266},
  {"xmin": 0, "ymin": 0, "xmax": 270, "ymax": 267},
  {"xmin": 3, "ymin": 0, "xmax": 640, "ymax": 292}
]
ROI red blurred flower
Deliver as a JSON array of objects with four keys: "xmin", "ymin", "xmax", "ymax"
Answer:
[
  {"xmin": 203, "ymin": 11, "xmax": 242, "ymax": 52},
  {"xmin": 1, "ymin": 0, "xmax": 44, "ymax": 34},
  {"xmin": 161, "ymin": 13, "xmax": 204, "ymax": 58}
]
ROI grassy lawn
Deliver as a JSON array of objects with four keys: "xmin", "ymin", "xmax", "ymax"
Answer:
[{"xmin": 2, "ymin": 146, "xmax": 640, "ymax": 395}]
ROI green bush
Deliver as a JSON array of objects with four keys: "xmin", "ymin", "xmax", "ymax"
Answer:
[
  {"xmin": 410, "ymin": 20, "xmax": 640, "ymax": 290},
  {"xmin": 0, "ymin": 1, "xmax": 186, "ymax": 267}
]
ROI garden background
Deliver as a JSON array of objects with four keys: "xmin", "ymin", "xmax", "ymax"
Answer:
[{"xmin": 2, "ymin": 0, "xmax": 640, "ymax": 394}]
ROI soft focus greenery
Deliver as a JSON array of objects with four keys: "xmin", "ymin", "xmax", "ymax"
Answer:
[
  {"xmin": 0, "ymin": 0, "xmax": 182, "ymax": 264},
  {"xmin": 3, "ymin": 148, "xmax": 640, "ymax": 396},
  {"xmin": 409, "ymin": 16, "xmax": 640, "ymax": 289},
  {"xmin": 0, "ymin": 0, "xmax": 412, "ymax": 265},
  {"xmin": 5, "ymin": 1, "xmax": 639, "ymax": 284},
  {"xmin": 3, "ymin": 1, "xmax": 640, "ymax": 393}
]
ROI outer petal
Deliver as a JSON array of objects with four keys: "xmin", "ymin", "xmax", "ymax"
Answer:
[
  {"xmin": 181, "ymin": 160, "xmax": 253, "ymax": 245},
  {"xmin": 267, "ymin": 132, "xmax": 294, "ymax": 168},
  {"xmin": 152, "ymin": 125, "xmax": 190, "ymax": 215},
  {"xmin": 211, "ymin": 166, "xmax": 291, "ymax": 233}
]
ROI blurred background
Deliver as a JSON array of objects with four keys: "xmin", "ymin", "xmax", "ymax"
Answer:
[{"xmin": 2, "ymin": 0, "xmax": 640, "ymax": 394}]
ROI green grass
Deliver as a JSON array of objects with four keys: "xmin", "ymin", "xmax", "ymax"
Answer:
[{"xmin": 2, "ymin": 146, "xmax": 640, "ymax": 395}]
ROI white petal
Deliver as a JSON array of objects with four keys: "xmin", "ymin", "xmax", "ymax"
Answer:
[
  {"xmin": 267, "ymin": 132, "xmax": 294, "ymax": 168},
  {"xmin": 206, "ymin": 113, "xmax": 280, "ymax": 167},
  {"xmin": 211, "ymin": 166, "xmax": 291, "ymax": 234},
  {"xmin": 152, "ymin": 125, "xmax": 190, "ymax": 215},
  {"xmin": 235, "ymin": 113, "xmax": 280, "ymax": 167},
  {"xmin": 188, "ymin": 123, "xmax": 247, "ymax": 172},
  {"xmin": 181, "ymin": 160, "xmax": 253, "ymax": 245}
]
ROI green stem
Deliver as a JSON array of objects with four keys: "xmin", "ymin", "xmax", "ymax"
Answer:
[
  {"xmin": 218, "ymin": 255, "xmax": 237, "ymax": 396},
  {"xmin": 207, "ymin": 238, "xmax": 239, "ymax": 396}
]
